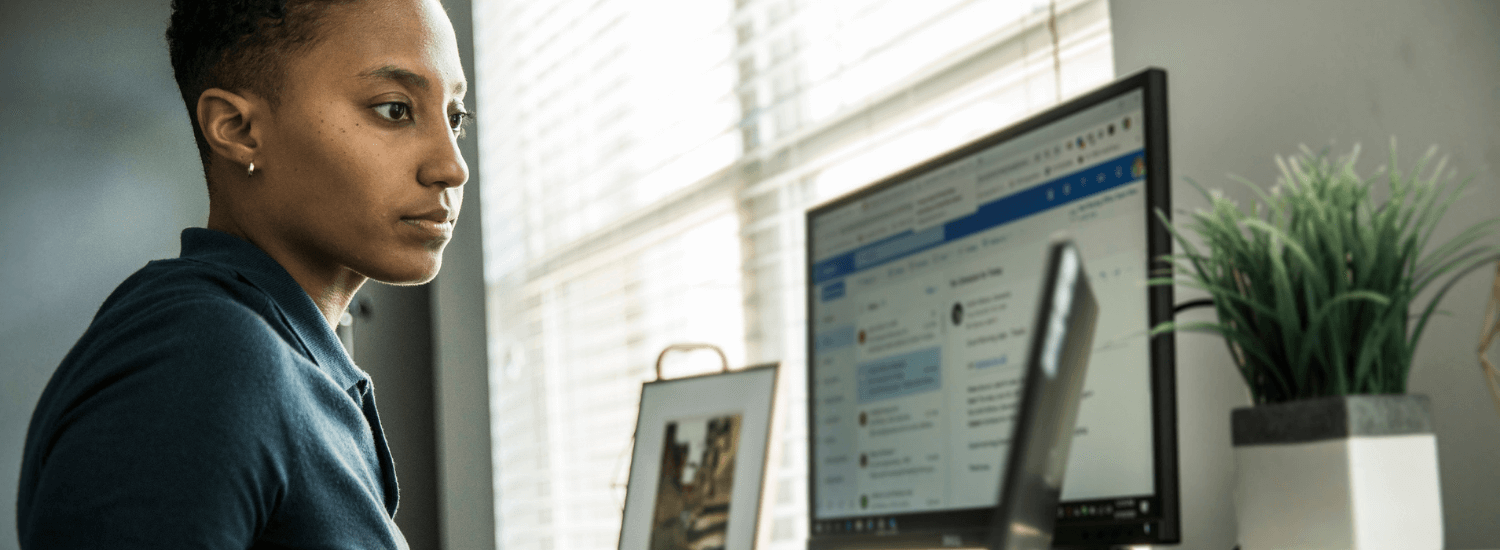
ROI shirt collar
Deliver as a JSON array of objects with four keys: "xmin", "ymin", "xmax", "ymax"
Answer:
[{"xmin": 179, "ymin": 228, "xmax": 365, "ymax": 392}]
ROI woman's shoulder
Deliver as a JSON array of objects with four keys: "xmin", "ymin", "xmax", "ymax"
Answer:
[
  {"xmin": 101, "ymin": 255, "xmax": 277, "ymax": 317},
  {"xmin": 60, "ymin": 257, "xmax": 311, "ymax": 393}
]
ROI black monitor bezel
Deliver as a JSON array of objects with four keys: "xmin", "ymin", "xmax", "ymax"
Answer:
[{"xmin": 803, "ymin": 67, "xmax": 1177, "ymax": 549}]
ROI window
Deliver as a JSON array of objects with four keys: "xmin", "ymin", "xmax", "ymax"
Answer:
[{"xmin": 474, "ymin": 0, "xmax": 1113, "ymax": 548}]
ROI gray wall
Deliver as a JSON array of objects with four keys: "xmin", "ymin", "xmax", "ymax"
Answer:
[
  {"xmin": 352, "ymin": 284, "xmax": 442, "ymax": 549},
  {"xmin": 0, "ymin": 0, "xmax": 488, "ymax": 548},
  {"xmin": 1, "ymin": 1, "xmax": 207, "ymax": 547},
  {"xmin": 1111, "ymin": 1, "xmax": 1500, "ymax": 548}
]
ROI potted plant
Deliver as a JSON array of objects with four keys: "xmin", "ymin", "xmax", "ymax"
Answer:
[{"xmin": 1151, "ymin": 143, "xmax": 1500, "ymax": 550}]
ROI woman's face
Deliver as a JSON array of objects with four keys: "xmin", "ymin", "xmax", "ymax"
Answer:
[{"xmin": 248, "ymin": 0, "xmax": 468, "ymax": 286}]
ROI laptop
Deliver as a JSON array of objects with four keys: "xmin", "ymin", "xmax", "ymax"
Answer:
[{"xmin": 987, "ymin": 238, "xmax": 1100, "ymax": 550}]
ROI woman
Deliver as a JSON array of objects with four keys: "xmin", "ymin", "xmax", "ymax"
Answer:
[{"xmin": 16, "ymin": 0, "xmax": 469, "ymax": 547}]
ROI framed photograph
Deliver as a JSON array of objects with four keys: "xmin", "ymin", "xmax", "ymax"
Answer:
[{"xmin": 619, "ymin": 363, "xmax": 779, "ymax": 550}]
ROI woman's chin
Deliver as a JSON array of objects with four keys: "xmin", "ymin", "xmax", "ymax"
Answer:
[{"xmin": 362, "ymin": 254, "xmax": 443, "ymax": 286}]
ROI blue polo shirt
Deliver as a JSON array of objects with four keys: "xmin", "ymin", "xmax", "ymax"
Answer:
[{"xmin": 18, "ymin": 228, "xmax": 408, "ymax": 549}]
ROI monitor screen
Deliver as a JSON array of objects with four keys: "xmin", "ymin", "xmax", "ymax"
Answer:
[{"xmin": 805, "ymin": 68, "xmax": 1177, "ymax": 549}]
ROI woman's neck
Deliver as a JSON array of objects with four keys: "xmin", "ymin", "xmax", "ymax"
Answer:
[{"xmin": 207, "ymin": 202, "xmax": 366, "ymax": 329}]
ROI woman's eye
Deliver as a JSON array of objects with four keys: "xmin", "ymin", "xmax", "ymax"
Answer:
[
  {"xmin": 374, "ymin": 102, "xmax": 411, "ymax": 122},
  {"xmin": 447, "ymin": 111, "xmax": 471, "ymax": 137}
]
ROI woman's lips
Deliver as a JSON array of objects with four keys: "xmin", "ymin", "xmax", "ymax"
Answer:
[{"xmin": 401, "ymin": 217, "xmax": 454, "ymax": 235}]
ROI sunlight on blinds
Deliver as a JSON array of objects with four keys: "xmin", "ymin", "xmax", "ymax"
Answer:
[
  {"xmin": 475, "ymin": 0, "xmax": 1112, "ymax": 548},
  {"xmin": 475, "ymin": 0, "xmax": 740, "ymax": 264},
  {"xmin": 486, "ymin": 200, "xmax": 747, "ymax": 550}
]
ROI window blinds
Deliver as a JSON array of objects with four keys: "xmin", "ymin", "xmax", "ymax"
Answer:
[{"xmin": 474, "ymin": 0, "xmax": 1113, "ymax": 548}]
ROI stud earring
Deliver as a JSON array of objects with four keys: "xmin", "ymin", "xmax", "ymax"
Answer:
[{"xmin": 247, "ymin": 161, "xmax": 257, "ymax": 178}]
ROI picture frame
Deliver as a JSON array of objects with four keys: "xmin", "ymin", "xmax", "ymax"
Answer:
[{"xmin": 618, "ymin": 363, "xmax": 779, "ymax": 550}]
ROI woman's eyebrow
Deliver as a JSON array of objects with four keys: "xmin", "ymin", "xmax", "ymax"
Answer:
[
  {"xmin": 360, "ymin": 65, "xmax": 466, "ymax": 96},
  {"xmin": 360, "ymin": 65, "xmax": 429, "ymax": 90}
]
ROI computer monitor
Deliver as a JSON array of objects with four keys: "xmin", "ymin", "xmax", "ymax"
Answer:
[{"xmin": 805, "ymin": 68, "xmax": 1177, "ymax": 549}]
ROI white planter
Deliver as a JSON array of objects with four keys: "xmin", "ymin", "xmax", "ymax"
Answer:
[{"xmin": 1231, "ymin": 394, "xmax": 1443, "ymax": 550}]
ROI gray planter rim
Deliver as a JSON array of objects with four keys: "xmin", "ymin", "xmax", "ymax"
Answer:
[{"xmin": 1231, "ymin": 393, "xmax": 1433, "ymax": 446}]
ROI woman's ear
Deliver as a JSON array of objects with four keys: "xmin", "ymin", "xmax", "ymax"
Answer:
[{"xmin": 196, "ymin": 88, "xmax": 261, "ymax": 168}]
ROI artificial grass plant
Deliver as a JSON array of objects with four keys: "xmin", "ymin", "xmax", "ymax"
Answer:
[{"xmin": 1151, "ymin": 143, "xmax": 1500, "ymax": 405}]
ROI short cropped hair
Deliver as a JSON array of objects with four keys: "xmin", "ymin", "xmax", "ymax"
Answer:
[{"xmin": 166, "ymin": 0, "xmax": 351, "ymax": 174}]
